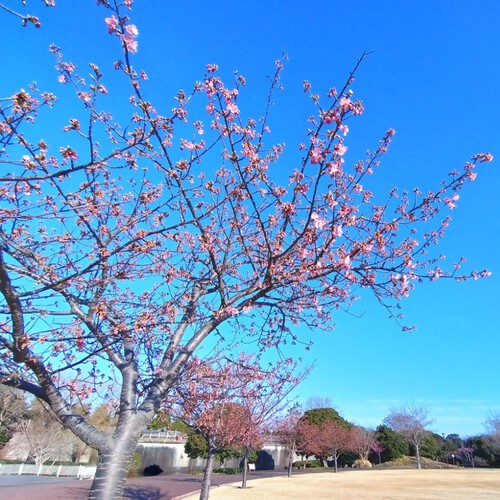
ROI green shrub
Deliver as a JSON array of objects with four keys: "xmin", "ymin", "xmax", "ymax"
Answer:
[
  {"xmin": 292, "ymin": 459, "xmax": 323, "ymax": 469},
  {"xmin": 128, "ymin": 452, "xmax": 142, "ymax": 478},
  {"xmin": 213, "ymin": 467, "xmax": 243, "ymax": 474}
]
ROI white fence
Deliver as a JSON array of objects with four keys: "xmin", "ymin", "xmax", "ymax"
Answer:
[
  {"xmin": 139, "ymin": 430, "xmax": 185, "ymax": 443},
  {"xmin": 0, "ymin": 462, "xmax": 96, "ymax": 479}
]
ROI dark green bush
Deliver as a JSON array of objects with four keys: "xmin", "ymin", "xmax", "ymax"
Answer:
[{"xmin": 213, "ymin": 467, "xmax": 243, "ymax": 474}]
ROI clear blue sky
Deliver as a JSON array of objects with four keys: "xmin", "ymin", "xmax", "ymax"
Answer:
[{"xmin": 2, "ymin": 0, "xmax": 499, "ymax": 437}]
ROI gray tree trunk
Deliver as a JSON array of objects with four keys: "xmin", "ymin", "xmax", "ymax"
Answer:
[
  {"xmin": 415, "ymin": 443, "xmax": 421, "ymax": 469},
  {"xmin": 241, "ymin": 453, "xmax": 248, "ymax": 489},
  {"xmin": 199, "ymin": 446, "xmax": 216, "ymax": 500},
  {"xmin": 87, "ymin": 403, "xmax": 150, "ymax": 500},
  {"xmin": 287, "ymin": 448, "xmax": 294, "ymax": 477}
]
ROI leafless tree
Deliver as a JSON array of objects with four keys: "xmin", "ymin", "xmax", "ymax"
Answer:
[
  {"xmin": 383, "ymin": 405, "xmax": 433, "ymax": 469},
  {"xmin": 484, "ymin": 411, "xmax": 500, "ymax": 439},
  {"xmin": 0, "ymin": 386, "xmax": 26, "ymax": 442},
  {"xmin": 21, "ymin": 400, "xmax": 75, "ymax": 465},
  {"xmin": 350, "ymin": 426, "xmax": 376, "ymax": 462},
  {"xmin": 304, "ymin": 396, "xmax": 333, "ymax": 411}
]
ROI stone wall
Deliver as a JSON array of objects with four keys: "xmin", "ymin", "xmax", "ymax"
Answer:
[
  {"xmin": 136, "ymin": 440, "xmax": 292, "ymax": 474},
  {"xmin": 1, "ymin": 429, "xmax": 292, "ymax": 474}
]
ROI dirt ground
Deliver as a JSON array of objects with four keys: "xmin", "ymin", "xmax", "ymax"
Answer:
[{"xmin": 180, "ymin": 468, "xmax": 500, "ymax": 499}]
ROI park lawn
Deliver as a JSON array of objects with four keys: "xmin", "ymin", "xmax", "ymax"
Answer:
[{"xmin": 182, "ymin": 468, "xmax": 500, "ymax": 499}]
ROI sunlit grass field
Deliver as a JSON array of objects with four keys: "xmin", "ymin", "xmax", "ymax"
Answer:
[{"xmin": 182, "ymin": 468, "xmax": 500, "ymax": 499}]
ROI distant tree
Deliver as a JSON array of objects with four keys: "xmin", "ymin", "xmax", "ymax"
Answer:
[
  {"xmin": 21, "ymin": 400, "xmax": 74, "ymax": 465},
  {"xmin": 350, "ymin": 426, "xmax": 376, "ymax": 462},
  {"xmin": 297, "ymin": 406, "xmax": 353, "ymax": 470},
  {"xmin": 445, "ymin": 433, "xmax": 462, "ymax": 448},
  {"xmin": 371, "ymin": 440, "xmax": 385, "ymax": 464},
  {"xmin": 148, "ymin": 411, "xmax": 171, "ymax": 431},
  {"xmin": 302, "ymin": 407, "xmax": 352, "ymax": 428},
  {"xmin": 173, "ymin": 355, "xmax": 302, "ymax": 499},
  {"xmin": 485, "ymin": 411, "xmax": 500, "ymax": 440},
  {"xmin": 458, "ymin": 447, "xmax": 475, "ymax": 467},
  {"xmin": 297, "ymin": 419, "xmax": 352, "ymax": 471},
  {"xmin": 441, "ymin": 434, "xmax": 459, "ymax": 461},
  {"xmin": 185, "ymin": 429, "xmax": 209, "ymax": 460},
  {"xmin": 303, "ymin": 396, "xmax": 333, "ymax": 411},
  {"xmin": 273, "ymin": 408, "xmax": 303, "ymax": 477},
  {"xmin": 467, "ymin": 435, "xmax": 500, "ymax": 467},
  {"xmin": 327, "ymin": 423, "xmax": 353, "ymax": 472},
  {"xmin": 419, "ymin": 432, "xmax": 440, "ymax": 460},
  {"xmin": 87, "ymin": 404, "xmax": 117, "ymax": 432},
  {"xmin": 0, "ymin": 386, "xmax": 26, "ymax": 447},
  {"xmin": 383, "ymin": 405, "xmax": 433, "ymax": 469},
  {"xmin": 375, "ymin": 425, "xmax": 409, "ymax": 462},
  {"xmin": 184, "ymin": 428, "xmax": 238, "ymax": 465},
  {"xmin": 149, "ymin": 410, "xmax": 189, "ymax": 433}
]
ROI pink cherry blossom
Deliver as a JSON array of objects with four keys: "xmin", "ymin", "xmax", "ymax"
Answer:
[
  {"xmin": 311, "ymin": 212, "xmax": 328, "ymax": 229},
  {"xmin": 105, "ymin": 15, "xmax": 118, "ymax": 33},
  {"xmin": 334, "ymin": 142, "xmax": 348, "ymax": 156},
  {"xmin": 123, "ymin": 34, "xmax": 138, "ymax": 53},
  {"xmin": 59, "ymin": 146, "xmax": 78, "ymax": 159},
  {"xmin": 310, "ymin": 146, "xmax": 324, "ymax": 164},
  {"xmin": 125, "ymin": 24, "xmax": 139, "ymax": 37},
  {"xmin": 226, "ymin": 102, "xmax": 239, "ymax": 114}
]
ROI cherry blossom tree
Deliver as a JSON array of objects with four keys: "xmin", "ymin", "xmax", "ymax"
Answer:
[
  {"xmin": 458, "ymin": 446, "xmax": 475, "ymax": 467},
  {"xmin": 296, "ymin": 406, "xmax": 353, "ymax": 471},
  {"xmin": 172, "ymin": 355, "xmax": 302, "ymax": 499},
  {"xmin": 350, "ymin": 426, "xmax": 376, "ymax": 462},
  {"xmin": 0, "ymin": 1, "xmax": 494, "ymax": 498},
  {"xmin": 371, "ymin": 440, "xmax": 385, "ymax": 464},
  {"xmin": 297, "ymin": 419, "xmax": 352, "ymax": 471},
  {"xmin": 273, "ymin": 407, "xmax": 303, "ymax": 476},
  {"xmin": 0, "ymin": 0, "xmax": 55, "ymax": 28}
]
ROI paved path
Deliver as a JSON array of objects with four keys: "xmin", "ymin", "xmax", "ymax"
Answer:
[{"xmin": 0, "ymin": 470, "xmax": 300, "ymax": 499}]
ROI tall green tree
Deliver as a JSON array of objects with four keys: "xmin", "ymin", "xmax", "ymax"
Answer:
[
  {"xmin": 375, "ymin": 425, "xmax": 409, "ymax": 462},
  {"xmin": 302, "ymin": 407, "xmax": 352, "ymax": 428},
  {"xmin": 184, "ymin": 429, "xmax": 240, "ymax": 466}
]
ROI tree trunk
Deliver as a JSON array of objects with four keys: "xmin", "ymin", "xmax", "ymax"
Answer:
[
  {"xmin": 88, "ymin": 422, "xmax": 144, "ymax": 499},
  {"xmin": 415, "ymin": 443, "xmax": 421, "ymax": 469},
  {"xmin": 287, "ymin": 447, "xmax": 294, "ymax": 477},
  {"xmin": 333, "ymin": 453, "xmax": 338, "ymax": 473},
  {"xmin": 199, "ymin": 447, "xmax": 216, "ymax": 500},
  {"xmin": 89, "ymin": 449, "xmax": 134, "ymax": 499},
  {"xmin": 241, "ymin": 452, "xmax": 248, "ymax": 489}
]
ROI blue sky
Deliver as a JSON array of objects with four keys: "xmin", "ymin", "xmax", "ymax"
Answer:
[{"xmin": 2, "ymin": 0, "xmax": 499, "ymax": 437}]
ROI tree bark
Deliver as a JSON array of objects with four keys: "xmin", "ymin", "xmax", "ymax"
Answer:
[
  {"xmin": 199, "ymin": 447, "xmax": 216, "ymax": 500},
  {"xmin": 89, "ymin": 448, "xmax": 135, "ymax": 500},
  {"xmin": 415, "ymin": 443, "xmax": 421, "ymax": 469},
  {"xmin": 287, "ymin": 448, "xmax": 294, "ymax": 477},
  {"xmin": 241, "ymin": 452, "xmax": 248, "ymax": 489},
  {"xmin": 88, "ymin": 419, "xmax": 145, "ymax": 499}
]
